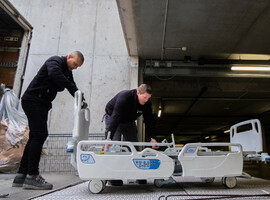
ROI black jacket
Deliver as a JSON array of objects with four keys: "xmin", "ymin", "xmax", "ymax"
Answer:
[
  {"xmin": 105, "ymin": 89, "xmax": 155, "ymax": 140},
  {"xmin": 22, "ymin": 56, "xmax": 78, "ymax": 109}
]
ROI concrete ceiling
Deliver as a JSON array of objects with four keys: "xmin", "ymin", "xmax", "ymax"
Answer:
[
  {"xmin": 0, "ymin": 6, "xmax": 20, "ymax": 30},
  {"xmin": 116, "ymin": 0, "xmax": 270, "ymax": 144},
  {"xmin": 0, "ymin": 0, "xmax": 32, "ymax": 32}
]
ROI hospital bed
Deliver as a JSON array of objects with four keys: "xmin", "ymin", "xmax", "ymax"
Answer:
[{"xmin": 67, "ymin": 91, "xmax": 270, "ymax": 194}]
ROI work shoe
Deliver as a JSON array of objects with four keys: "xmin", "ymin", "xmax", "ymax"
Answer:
[
  {"xmin": 23, "ymin": 174, "xmax": 53, "ymax": 190},
  {"xmin": 12, "ymin": 173, "xmax": 26, "ymax": 187},
  {"xmin": 136, "ymin": 179, "xmax": 147, "ymax": 184},
  {"xmin": 107, "ymin": 180, "xmax": 123, "ymax": 186}
]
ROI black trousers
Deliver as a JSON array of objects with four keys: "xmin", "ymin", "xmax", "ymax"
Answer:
[
  {"xmin": 18, "ymin": 100, "xmax": 49, "ymax": 175},
  {"xmin": 105, "ymin": 114, "xmax": 138, "ymax": 142}
]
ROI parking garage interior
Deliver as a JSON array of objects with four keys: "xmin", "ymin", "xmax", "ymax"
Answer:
[
  {"xmin": 117, "ymin": 0, "xmax": 270, "ymax": 179},
  {"xmin": 117, "ymin": 0, "xmax": 270, "ymax": 148},
  {"xmin": 143, "ymin": 61, "xmax": 270, "ymax": 148}
]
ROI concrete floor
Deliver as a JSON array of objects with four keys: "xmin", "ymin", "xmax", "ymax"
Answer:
[
  {"xmin": 1, "ymin": 174, "xmax": 270, "ymax": 200},
  {"xmin": 0, "ymin": 173, "xmax": 83, "ymax": 200}
]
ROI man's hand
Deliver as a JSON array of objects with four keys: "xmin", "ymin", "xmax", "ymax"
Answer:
[
  {"xmin": 102, "ymin": 138, "xmax": 112, "ymax": 151},
  {"xmin": 150, "ymin": 138, "xmax": 159, "ymax": 149},
  {"xmin": 81, "ymin": 102, "xmax": 88, "ymax": 109},
  {"xmin": 81, "ymin": 92, "xmax": 85, "ymax": 101}
]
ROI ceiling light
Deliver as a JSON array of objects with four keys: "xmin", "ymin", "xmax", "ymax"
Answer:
[
  {"xmin": 154, "ymin": 61, "xmax": 159, "ymax": 67},
  {"xmin": 224, "ymin": 129, "xmax": 230, "ymax": 133},
  {"xmin": 158, "ymin": 109, "xmax": 162, "ymax": 117},
  {"xmin": 205, "ymin": 136, "xmax": 209, "ymax": 139},
  {"xmin": 231, "ymin": 65, "xmax": 270, "ymax": 71},
  {"xmin": 158, "ymin": 101, "xmax": 162, "ymax": 117},
  {"xmin": 166, "ymin": 62, "xmax": 172, "ymax": 67},
  {"xmin": 181, "ymin": 46, "xmax": 187, "ymax": 51}
]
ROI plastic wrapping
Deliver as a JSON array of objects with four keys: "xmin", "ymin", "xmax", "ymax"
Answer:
[
  {"xmin": 0, "ymin": 89, "xmax": 28, "ymax": 145},
  {"xmin": 0, "ymin": 88, "xmax": 29, "ymax": 172}
]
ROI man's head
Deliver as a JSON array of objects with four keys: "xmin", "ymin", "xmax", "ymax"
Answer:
[
  {"xmin": 67, "ymin": 51, "xmax": 84, "ymax": 71},
  {"xmin": 136, "ymin": 84, "xmax": 152, "ymax": 105}
]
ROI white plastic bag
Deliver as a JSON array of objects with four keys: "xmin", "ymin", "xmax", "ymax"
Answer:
[
  {"xmin": 0, "ymin": 88, "xmax": 29, "ymax": 172},
  {"xmin": 0, "ymin": 89, "xmax": 28, "ymax": 146}
]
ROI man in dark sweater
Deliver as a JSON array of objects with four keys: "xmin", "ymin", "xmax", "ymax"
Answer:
[
  {"xmin": 105, "ymin": 84, "xmax": 157, "ymax": 143},
  {"xmin": 12, "ymin": 51, "xmax": 84, "ymax": 190},
  {"xmin": 104, "ymin": 84, "xmax": 158, "ymax": 186}
]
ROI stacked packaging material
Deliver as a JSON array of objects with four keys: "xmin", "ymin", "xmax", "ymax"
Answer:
[{"xmin": 0, "ymin": 87, "xmax": 29, "ymax": 173}]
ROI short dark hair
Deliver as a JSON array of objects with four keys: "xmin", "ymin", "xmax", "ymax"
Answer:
[
  {"xmin": 72, "ymin": 51, "xmax": 84, "ymax": 63},
  {"xmin": 137, "ymin": 84, "xmax": 152, "ymax": 94}
]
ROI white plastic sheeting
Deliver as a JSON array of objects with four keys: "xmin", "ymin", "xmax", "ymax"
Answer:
[{"xmin": 0, "ymin": 88, "xmax": 28, "ymax": 145}]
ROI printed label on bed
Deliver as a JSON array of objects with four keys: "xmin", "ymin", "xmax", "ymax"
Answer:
[
  {"xmin": 80, "ymin": 154, "xmax": 95, "ymax": 164},
  {"xmin": 185, "ymin": 147, "xmax": 197, "ymax": 154},
  {"xmin": 133, "ymin": 159, "xmax": 160, "ymax": 170}
]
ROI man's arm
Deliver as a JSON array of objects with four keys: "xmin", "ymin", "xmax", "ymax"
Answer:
[
  {"xmin": 143, "ymin": 101, "xmax": 159, "ymax": 148},
  {"xmin": 47, "ymin": 59, "xmax": 78, "ymax": 96},
  {"xmin": 143, "ymin": 100, "xmax": 156, "ymax": 140},
  {"xmin": 67, "ymin": 72, "xmax": 78, "ymax": 96}
]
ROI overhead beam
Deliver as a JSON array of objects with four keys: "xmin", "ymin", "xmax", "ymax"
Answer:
[
  {"xmin": 144, "ymin": 66, "xmax": 270, "ymax": 78},
  {"xmin": 144, "ymin": 59, "xmax": 270, "ymax": 78},
  {"xmin": 116, "ymin": 0, "xmax": 138, "ymax": 56},
  {"xmin": 159, "ymin": 97, "xmax": 270, "ymax": 101}
]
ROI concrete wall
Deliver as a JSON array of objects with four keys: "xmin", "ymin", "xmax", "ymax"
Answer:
[{"xmin": 9, "ymin": 0, "xmax": 138, "ymax": 135}]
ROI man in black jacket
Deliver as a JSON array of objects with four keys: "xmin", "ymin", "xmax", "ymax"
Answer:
[
  {"xmin": 105, "ymin": 84, "xmax": 157, "ymax": 143},
  {"xmin": 104, "ymin": 84, "xmax": 158, "ymax": 186},
  {"xmin": 12, "ymin": 51, "xmax": 84, "ymax": 190}
]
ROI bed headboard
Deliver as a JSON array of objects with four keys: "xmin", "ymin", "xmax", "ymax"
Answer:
[{"xmin": 230, "ymin": 119, "xmax": 263, "ymax": 153}]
